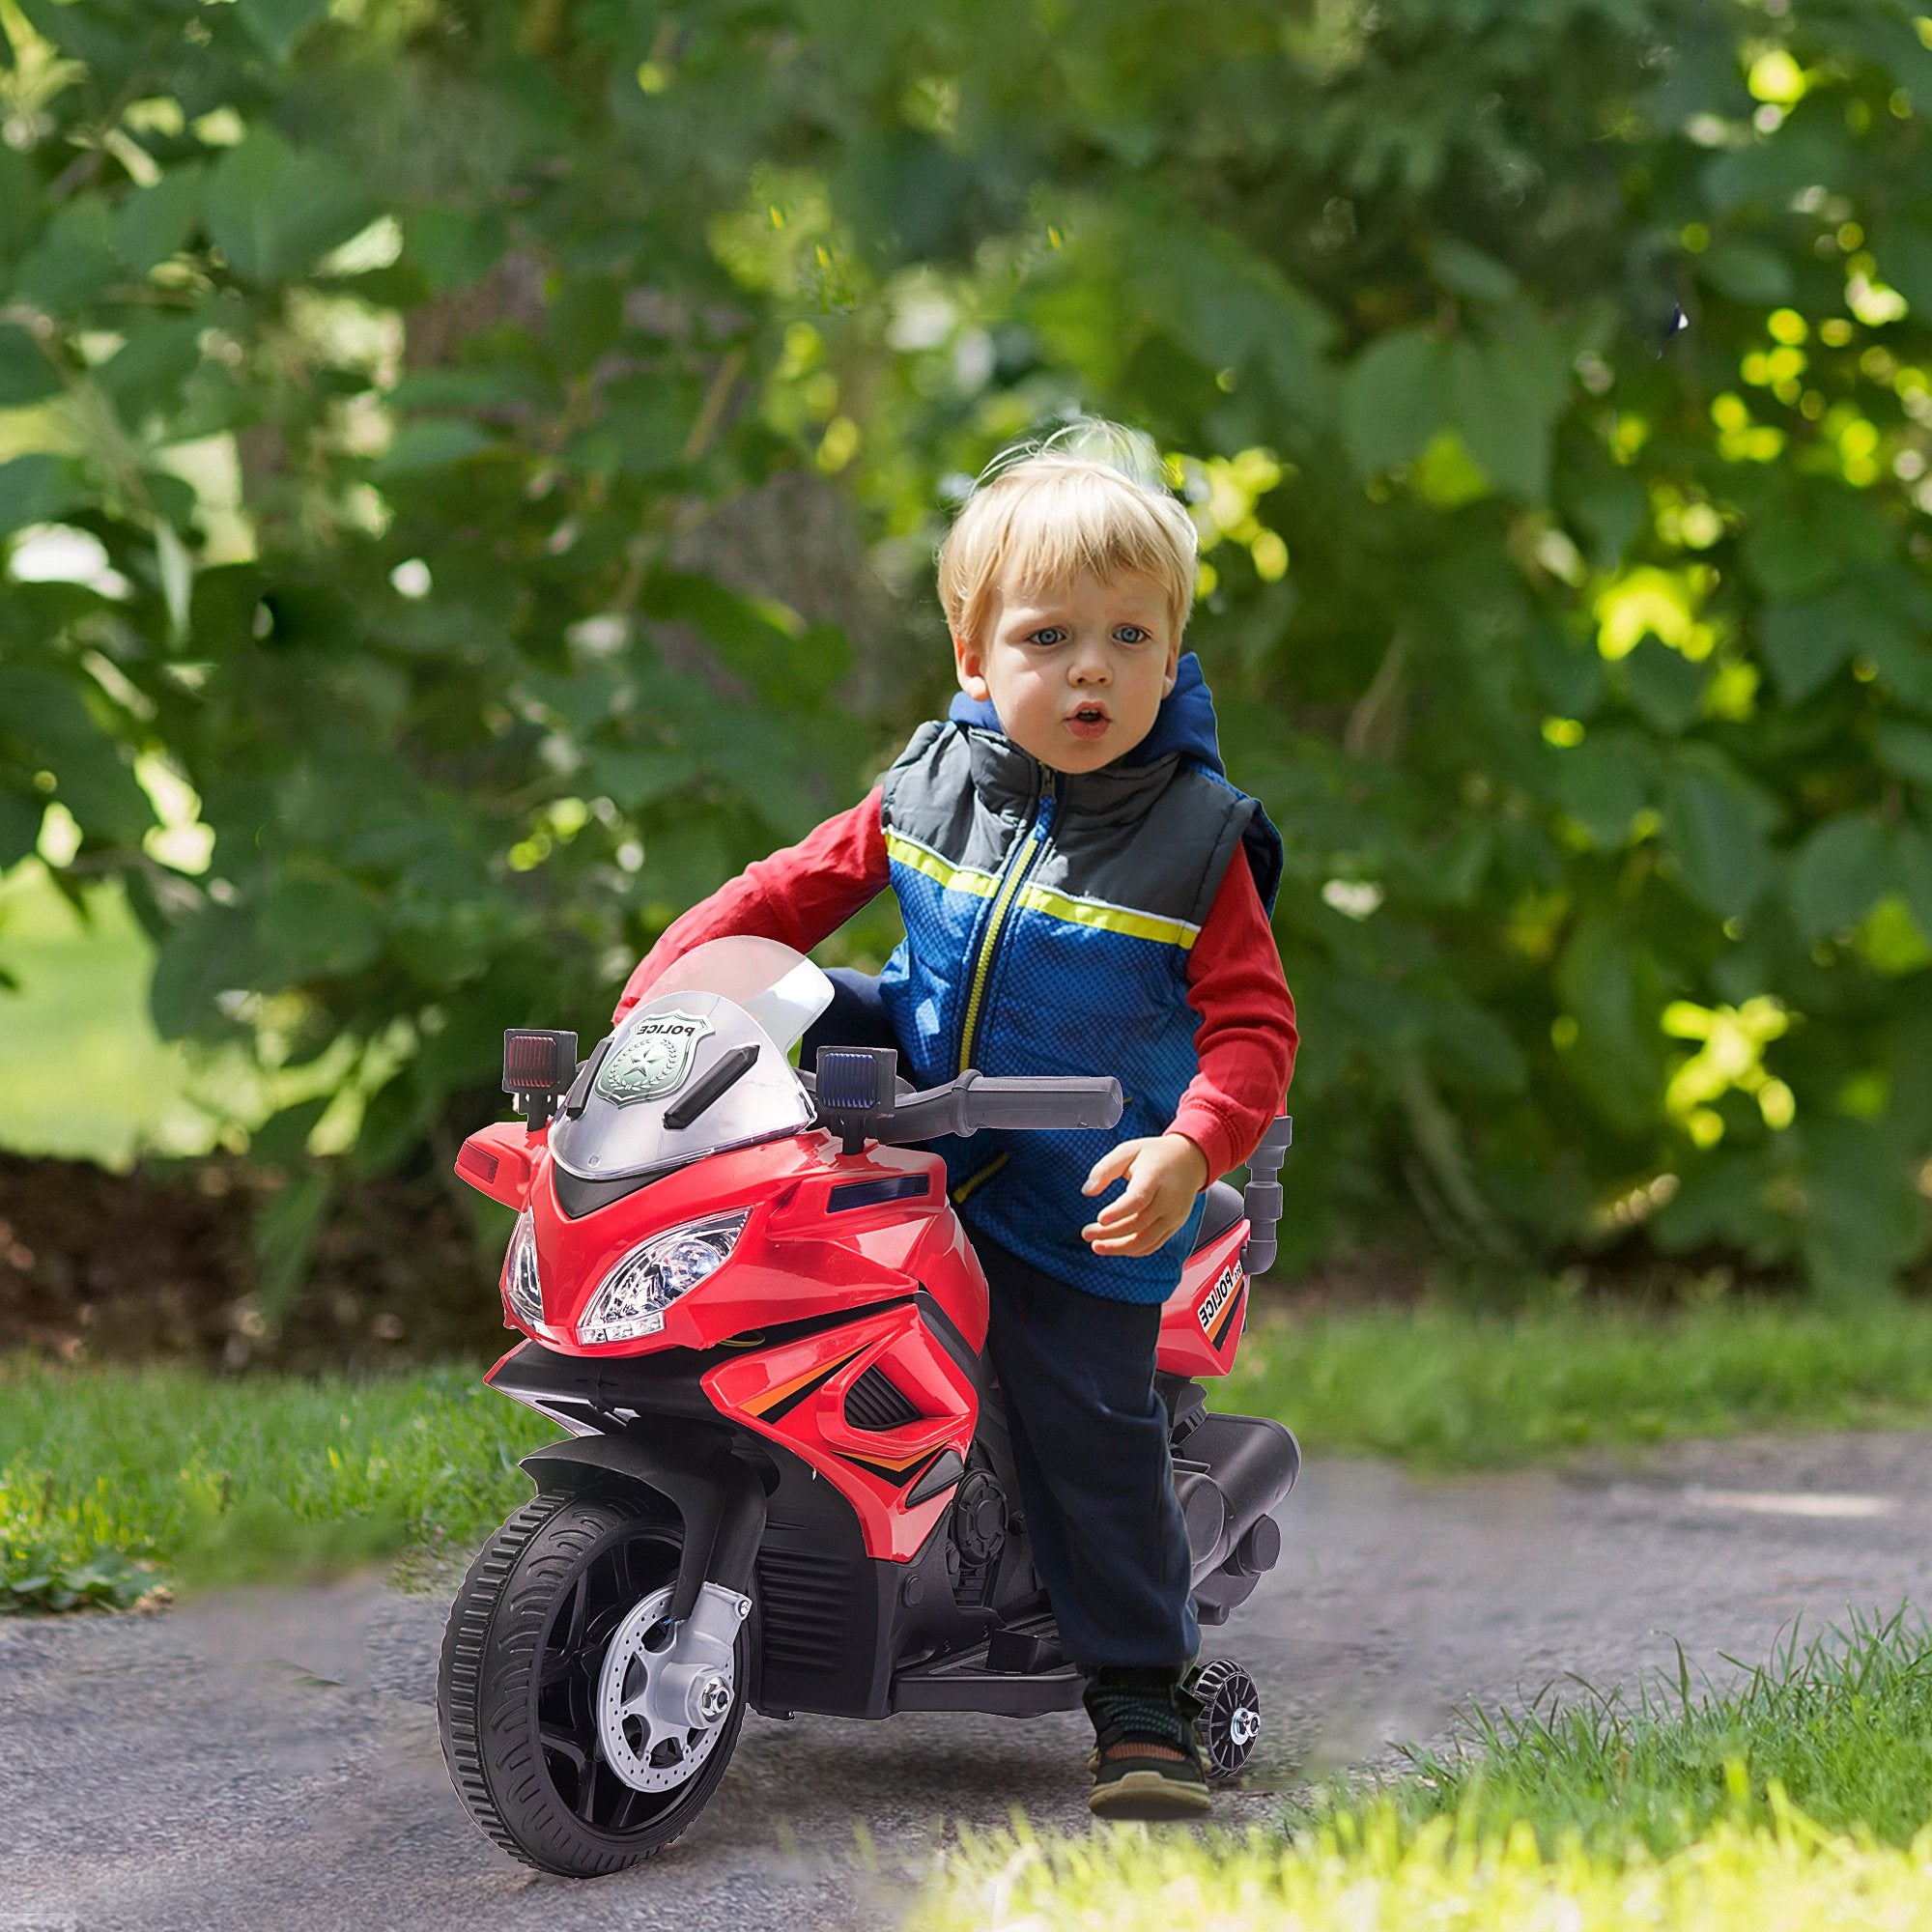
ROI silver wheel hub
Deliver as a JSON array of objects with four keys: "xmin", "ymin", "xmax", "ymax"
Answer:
[
  {"xmin": 595, "ymin": 1581, "xmax": 750, "ymax": 1793},
  {"xmin": 1230, "ymin": 1704, "xmax": 1259, "ymax": 1747}
]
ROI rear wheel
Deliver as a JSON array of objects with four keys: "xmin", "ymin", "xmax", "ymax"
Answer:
[
  {"xmin": 1192, "ymin": 1657, "xmax": 1261, "ymax": 1782},
  {"xmin": 438, "ymin": 1490, "xmax": 748, "ymax": 1876}
]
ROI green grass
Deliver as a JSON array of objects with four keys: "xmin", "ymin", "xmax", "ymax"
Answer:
[
  {"xmin": 0, "ymin": 1357, "xmax": 556, "ymax": 1611},
  {"xmin": 911, "ymin": 1616, "xmax": 1932, "ymax": 1932},
  {"xmin": 1345, "ymin": 1608, "xmax": 1932, "ymax": 1856},
  {"xmin": 11, "ymin": 1293, "xmax": 1932, "ymax": 1609},
  {"xmin": 1227, "ymin": 1297, "xmax": 1932, "ymax": 1467}
]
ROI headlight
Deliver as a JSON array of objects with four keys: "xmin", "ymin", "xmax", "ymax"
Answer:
[
  {"xmin": 577, "ymin": 1212, "xmax": 748, "ymax": 1347},
  {"xmin": 502, "ymin": 1208, "xmax": 545, "ymax": 1328}
]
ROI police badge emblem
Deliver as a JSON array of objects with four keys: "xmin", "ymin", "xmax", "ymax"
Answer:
[{"xmin": 596, "ymin": 1011, "xmax": 713, "ymax": 1105}]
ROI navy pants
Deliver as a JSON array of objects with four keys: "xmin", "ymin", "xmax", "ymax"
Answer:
[{"xmin": 803, "ymin": 970, "xmax": 1199, "ymax": 1672}]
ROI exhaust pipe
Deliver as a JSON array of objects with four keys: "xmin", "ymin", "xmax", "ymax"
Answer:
[{"xmin": 1175, "ymin": 1411, "xmax": 1300, "ymax": 1584}]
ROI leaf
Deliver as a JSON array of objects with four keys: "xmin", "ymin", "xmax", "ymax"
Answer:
[
  {"xmin": 12, "ymin": 195, "xmax": 119, "ymax": 309},
  {"xmin": 248, "ymin": 1094, "xmax": 331, "ymax": 1166},
  {"xmin": 252, "ymin": 874, "xmax": 382, "ymax": 986},
  {"xmin": 1876, "ymin": 722, "xmax": 1932, "ymax": 788},
  {"xmin": 1448, "ymin": 305, "xmax": 1568, "ymax": 500},
  {"xmin": 150, "ymin": 907, "xmax": 254, "ymax": 1039},
  {"xmin": 1341, "ymin": 329, "xmax": 1445, "ymax": 474},
  {"xmin": 1126, "ymin": 206, "xmax": 1336, "ymax": 427},
  {"xmin": 205, "ymin": 129, "xmax": 377, "ymax": 284},
  {"xmin": 0, "ymin": 662, "xmax": 153, "ymax": 842},
  {"xmin": 1787, "ymin": 816, "xmax": 1891, "ymax": 942},
  {"xmin": 112, "ymin": 163, "xmax": 206, "ymax": 272},
  {"xmin": 1870, "ymin": 218, "xmax": 1932, "ymax": 317},
  {"xmin": 1620, "ymin": 639, "xmax": 1709, "ymax": 735},
  {"xmin": 236, "ymin": 0, "xmax": 329, "ymax": 63},
  {"xmin": 1554, "ymin": 728, "xmax": 1655, "ymax": 848},
  {"xmin": 1702, "ymin": 118, "xmax": 1856, "ymax": 217},
  {"xmin": 370, "ymin": 419, "xmax": 492, "ymax": 479},
  {"xmin": 1697, "ymin": 240, "xmax": 1792, "ymax": 305},
  {"xmin": 1566, "ymin": 474, "xmax": 1646, "ymax": 568},
  {"xmin": 1758, "ymin": 587, "xmax": 1870, "ymax": 701},
  {"xmin": 1661, "ymin": 756, "xmax": 1775, "ymax": 919},
  {"xmin": 1652, "ymin": 1151, "xmax": 1788, "ymax": 1258},
  {"xmin": 402, "ymin": 204, "xmax": 507, "ymax": 293},
  {"xmin": 0, "ymin": 785, "xmax": 42, "ymax": 868},
  {"xmin": 1554, "ymin": 913, "xmax": 1663, "ymax": 1131},
  {"xmin": 1899, "ymin": 824, "xmax": 1932, "ymax": 947},
  {"xmin": 0, "ymin": 456, "xmax": 85, "ymax": 535},
  {"xmin": 1429, "ymin": 238, "xmax": 1518, "ymax": 302},
  {"xmin": 1865, "ymin": 631, "xmax": 1932, "ymax": 711},
  {"xmin": 1800, "ymin": 1118, "xmax": 1920, "ymax": 1303},
  {"xmin": 96, "ymin": 315, "xmax": 204, "ymax": 423},
  {"xmin": 0, "ymin": 324, "xmax": 60, "ymax": 407}
]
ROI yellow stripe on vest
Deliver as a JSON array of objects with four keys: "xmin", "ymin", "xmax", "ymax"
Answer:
[
  {"xmin": 884, "ymin": 830, "xmax": 1000, "ymax": 899},
  {"xmin": 886, "ymin": 833, "xmax": 1199, "ymax": 951},
  {"xmin": 1015, "ymin": 882, "xmax": 1201, "ymax": 951}
]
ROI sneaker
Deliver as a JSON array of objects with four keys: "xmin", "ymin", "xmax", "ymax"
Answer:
[{"xmin": 1083, "ymin": 1667, "xmax": 1211, "ymax": 1820}]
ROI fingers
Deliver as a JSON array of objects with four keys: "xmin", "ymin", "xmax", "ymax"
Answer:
[
  {"xmin": 1082, "ymin": 1142, "xmax": 1143, "ymax": 1196},
  {"xmin": 1084, "ymin": 1208, "xmax": 1184, "ymax": 1257},
  {"xmin": 1082, "ymin": 1155, "xmax": 1178, "ymax": 1257}
]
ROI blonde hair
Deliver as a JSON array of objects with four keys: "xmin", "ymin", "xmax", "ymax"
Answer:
[{"xmin": 935, "ymin": 419, "xmax": 1199, "ymax": 647}]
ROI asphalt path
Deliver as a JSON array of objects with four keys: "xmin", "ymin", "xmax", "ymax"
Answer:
[{"xmin": 4, "ymin": 1430, "xmax": 1930, "ymax": 1932}]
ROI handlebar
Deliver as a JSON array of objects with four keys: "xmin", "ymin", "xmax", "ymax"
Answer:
[{"xmin": 809, "ymin": 1050, "xmax": 1122, "ymax": 1148}]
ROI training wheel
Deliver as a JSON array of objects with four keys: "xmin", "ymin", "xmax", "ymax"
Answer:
[{"xmin": 1191, "ymin": 1658, "xmax": 1261, "ymax": 1782}]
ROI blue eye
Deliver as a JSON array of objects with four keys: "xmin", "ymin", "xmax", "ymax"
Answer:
[
  {"xmin": 1115, "ymin": 625, "xmax": 1150, "ymax": 644},
  {"xmin": 1026, "ymin": 627, "xmax": 1067, "ymax": 646}
]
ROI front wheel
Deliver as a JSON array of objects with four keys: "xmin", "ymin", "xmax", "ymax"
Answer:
[{"xmin": 438, "ymin": 1490, "xmax": 748, "ymax": 1876}]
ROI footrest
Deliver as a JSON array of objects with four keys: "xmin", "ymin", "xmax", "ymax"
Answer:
[
  {"xmin": 986, "ymin": 1623, "xmax": 1063, "ymax": 1674},
  {"xmin": 892, "ymin": 1611, "xmax": 1083, "ymax": 1716}
]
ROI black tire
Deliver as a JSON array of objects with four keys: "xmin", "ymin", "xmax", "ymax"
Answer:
[
  {"xmin": 1192, "ymin": 1657, "xmax": 1261, "ymax": 1782},
  {"xmin": 437, "ymin": 1488, "xmax": 748, "ymax": 1877}
]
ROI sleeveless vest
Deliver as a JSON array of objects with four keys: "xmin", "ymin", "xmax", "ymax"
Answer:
[{"xmin": 876, "ymin": 717, "xmax": 1277, "ymax": 1302}]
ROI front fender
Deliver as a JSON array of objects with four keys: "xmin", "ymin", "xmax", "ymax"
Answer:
[{"xmin": 520, "ymin": 1423, "xmax": 767, "ymax": 1625}]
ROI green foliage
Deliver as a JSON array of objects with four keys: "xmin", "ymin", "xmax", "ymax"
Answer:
[{"xmin": 2, "ymin": 0, "xmax": 1931, "ymax": 1295}]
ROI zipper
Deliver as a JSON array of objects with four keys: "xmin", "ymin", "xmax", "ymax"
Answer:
[{"xmin": 956, "ymin": 769, "xmax": 1056, "ymax": 1075}]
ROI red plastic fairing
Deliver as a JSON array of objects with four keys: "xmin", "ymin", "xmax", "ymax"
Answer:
[
  {"xmin": 1154, "ymin": 1220, "xmax": 1251, "ymax": 1379},
  {"xmin": 703, "ymin": 1299, "xmax": 978, "ymax": 1560},
  {"xmin": 516, "ymin": 1135, "xmax": 988, "ymax": 1360},
  {"xmin": 454, "ymin": 1120, "xmax": 539, "ymax": 1209}
]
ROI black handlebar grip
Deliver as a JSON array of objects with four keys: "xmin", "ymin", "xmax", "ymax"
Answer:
[
  {"xmin": 961, "ymin": 1073, "xmax": 1123, "ymax": 1132},
  {"xmin": 1242, "ymin": 1113, "xmax": 1292, "ymax": 1277}
]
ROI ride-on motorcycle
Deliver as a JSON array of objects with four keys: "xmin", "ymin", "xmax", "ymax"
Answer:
[{"xmin": 438, "ymin": 936, "xmax": 1298, "ymax": 1876}]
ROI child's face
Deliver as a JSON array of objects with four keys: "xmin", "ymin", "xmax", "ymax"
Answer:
[{"xmin": 953, "ymin": 567, "xmax": 1180, "ymax": 774}]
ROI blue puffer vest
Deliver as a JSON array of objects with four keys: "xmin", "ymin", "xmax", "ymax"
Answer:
[{"xmin": 875, "ymin": 654, "xmax": 1283, "ymax": 1302}]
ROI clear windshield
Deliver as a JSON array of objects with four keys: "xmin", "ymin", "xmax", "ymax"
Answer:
[{"xmin": 548, "ymin": 939, "xmax": 833, "ymax": 1182}]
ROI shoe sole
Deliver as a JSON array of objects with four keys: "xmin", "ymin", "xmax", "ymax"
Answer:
[{"xmin": 1088, "ymin": 1770, "xmax": 1212, "ymax": 1821}]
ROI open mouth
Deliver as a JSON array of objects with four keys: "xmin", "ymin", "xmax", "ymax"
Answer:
[{"xmin": 1066, "ymin": 704, "xmax": 1111, "ymax": 738}]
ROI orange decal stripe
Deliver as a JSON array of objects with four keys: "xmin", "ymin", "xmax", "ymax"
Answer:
[{"xmin": 740, "ymin": 1345, "xmax": 867, "ymax": 1418}]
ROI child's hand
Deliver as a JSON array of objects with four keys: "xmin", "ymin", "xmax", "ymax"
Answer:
[{"xmin": 1080, "ymin": 1134, "xmax": 1210, "ymax": 1257}]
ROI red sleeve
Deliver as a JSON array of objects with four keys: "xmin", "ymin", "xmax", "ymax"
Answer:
[
  {"xmin": 1167, "ymin": 843, "xmax": 1297, "ymax": 1179},
  {"xmin": 612, "ymin": 786, "xmax": 890, "ymax": 1022}
]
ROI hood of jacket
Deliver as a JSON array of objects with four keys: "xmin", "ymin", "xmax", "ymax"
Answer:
[{"xmin": 946, "ymin": 650, "xmax": 1283, "ymax": 910}]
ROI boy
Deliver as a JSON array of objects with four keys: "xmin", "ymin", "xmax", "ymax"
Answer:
[{"xmin": 614, "ymin": 421, "xmax": 1297, "ymax": 1817}]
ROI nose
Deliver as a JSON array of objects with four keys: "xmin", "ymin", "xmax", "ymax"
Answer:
[{"xmin": 1067, "ymin": 634, "xmax": 1112, "ymax": 685}]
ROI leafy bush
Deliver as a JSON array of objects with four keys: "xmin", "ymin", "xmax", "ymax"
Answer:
[{"xmin": 1, "ymin": 0, "xmax": 1929, "ymax": 1295}]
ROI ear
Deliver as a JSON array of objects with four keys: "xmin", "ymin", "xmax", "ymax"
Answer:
[
  {"xmin": 953, "ymin": 631, "xmax": 990, "ymax": 701},
  {"xmin": 1161, "ymin": 637, "xmax": 1181, "ymax": 696}
]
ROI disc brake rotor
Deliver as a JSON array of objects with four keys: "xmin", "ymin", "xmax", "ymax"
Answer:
[{"xmin": 595, "ymin": 1585, "xmax": 733, "ymax": 1793}]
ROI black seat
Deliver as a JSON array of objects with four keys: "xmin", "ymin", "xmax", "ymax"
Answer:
[{"xmin": 1190, "ymin": 1180, "xmax": 1245, "ymax": 1254}]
